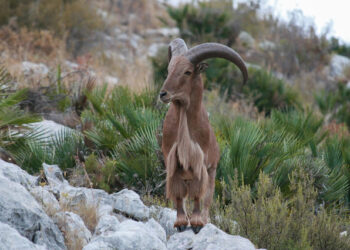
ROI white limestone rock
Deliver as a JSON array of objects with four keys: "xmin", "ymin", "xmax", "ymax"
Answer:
[
  {"xmin": 150, "ymin": 205, "xmax": 177, "ymax": 237},
  {"xmin": 30, "ymin": 186, "xmax": 60, "ymax": 214},
  {"xmin": 238, "ymin": 31, "xmax": 255, "ymax": 48},
  {"xmin": 145, "ymin": 218, "xmax": 166, "ymax": 243},
  {"xmin": 329, "ymin": 54, "xmax": 350, "ymax": 78},
  {"xmin": 0, "ymin": 222, "xmax": 46, "ymax": 250},
  {"xmin": 167, "ymin": 223, "xmax": 255, "ymax": 250},
  {"xmin": 83, "ymin": 219, "xmax": 166, "ymax": 250},
  {"xmin": 94, "ymin": 214, "xmax": 120, "ymax": 236},
  {"xmin": 21, "ymin": 61, "xmax": 49, "ymax": 77},
  {"xmin": 54, "ymin": 212, "xmax": 92, "ymax": 248},
  {"xmin": 111, "ymin": 189, "xmax": 149, "ymax": 221},
  {"xmin": 0, "ymin": 159, "xmax": 36, "ymax": 190},
  {"xmin": 0, "ymin": 175, "xmax": 66, "ymax": 249}
]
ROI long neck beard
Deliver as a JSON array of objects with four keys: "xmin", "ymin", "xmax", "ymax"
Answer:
[{"xmin": 166, "ymin": 107, "xmax": 204, "ymax": 180}]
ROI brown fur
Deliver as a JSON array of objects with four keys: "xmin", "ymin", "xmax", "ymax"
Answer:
[{"xmin": 160, "ymin": 56, "xmax": 220, "ymax": 228}]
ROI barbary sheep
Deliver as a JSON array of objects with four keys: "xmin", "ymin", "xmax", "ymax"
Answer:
[{"xmin": 160, "ymin": 38, "xmax": 248, "ymax": 233}]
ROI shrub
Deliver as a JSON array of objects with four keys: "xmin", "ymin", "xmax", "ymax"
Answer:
[
  {"xmin": 0, "ymin": 66, "xmax": 41, "ymax": 163},
  {"xmin": 167, "ymin": 1, "xmax": 239, "ymax": 46},
  {"xmin": 82, "ymin": 85, "xmax": 166, "ymax": 195},
  {"xmin": 211, "ymin": 171, "xmax": 350, "ymax": 249},
  {"xmin": 205, "ymin": 62, "xmax": 302, "ymax": 114},
  {"xmin": 166, "ymin": 0, "xmax": 265, "ymax": 46},
  {"xmin": 9, "ymin": 128, "xmax": 84, "ymax": 174},
  {"xmin": 315, "ymin": 82, "xmax": 350, "ymax": 129},
  {"xmin": 216, "ymin": 110, "xmax": 349, "ymax": 206},
  {"xmin": 330, "ymin": 37, "xmax": 350, "ymax": 58},
  {"xmin": 243, "ymin": 68, "xmax": 302, "ymax": 115},
  {"xmin": 85, "ymin": 154, "xmax": 119, "ymax": 193}
]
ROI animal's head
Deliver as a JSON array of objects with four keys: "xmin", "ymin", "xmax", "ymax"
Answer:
[{"xmin": 159, "ymin": 38, "xmax": 248, "ymax": 106}]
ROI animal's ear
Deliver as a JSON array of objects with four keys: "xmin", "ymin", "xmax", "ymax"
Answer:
[
  {"xmin": 168, "ymin": 46, "xmax": 172, "ymax": 63},
  {"xmin": 195, "ymin": 62, "xmax": 208, "ymax": 73}
]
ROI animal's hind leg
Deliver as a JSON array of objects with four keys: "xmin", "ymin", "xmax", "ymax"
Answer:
[{"xmin": 202, "ymin": 167, "xmax": 216, "ymax": 224}]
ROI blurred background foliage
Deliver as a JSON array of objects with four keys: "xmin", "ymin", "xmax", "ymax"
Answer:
[{"xmin": 0, "ymin": 0, "xmax": 103, "ymax": 55}]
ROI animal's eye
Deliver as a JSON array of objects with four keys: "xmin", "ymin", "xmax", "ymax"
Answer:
[{"xmin": 184, "ymin": 71, "xmax": 192, "ymax": 76}]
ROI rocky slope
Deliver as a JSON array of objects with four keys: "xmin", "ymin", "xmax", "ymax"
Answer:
[{"xmin": 0, "ymin": 159, "xmax": 256, "ymax": 250}]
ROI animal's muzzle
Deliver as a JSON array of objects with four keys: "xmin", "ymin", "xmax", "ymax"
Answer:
[{"xmin": 159, "ymin": 91, "xmax": 170, "ymax": 103}]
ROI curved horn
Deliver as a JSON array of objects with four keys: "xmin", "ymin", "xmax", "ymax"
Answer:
[
  {"xmin": 185, "ymin": 43, "xmax": 248, "ymax": 83},
  {"xmin": 168, "ymin": 38, "xmax": 188, "ymax": 63}
]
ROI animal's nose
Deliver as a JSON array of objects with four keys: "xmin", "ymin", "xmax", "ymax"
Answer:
[{"xmin": 160, "ymin": 91, "xmax": 167, "ymax": 98}]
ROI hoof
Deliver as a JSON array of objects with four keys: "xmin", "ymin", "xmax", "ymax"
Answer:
[
  {"xmin": 176, "ymin": 225, "xmax": 187, "ymax": 232},
  {"xmin": 191, "ymin": 225, "xmax": 203, "ymax": 234}
]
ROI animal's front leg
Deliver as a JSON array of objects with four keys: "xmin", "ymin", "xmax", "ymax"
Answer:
[
  {"xmin": 174, "ymin": 197, "xmax": 188, "ymax": 232},
  {"xmin": 190, "ymin": 197, "xmax": 204, "ymax": 233}
]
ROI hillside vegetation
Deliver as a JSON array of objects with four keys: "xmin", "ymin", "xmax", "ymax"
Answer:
[{"xmin": 0, "ymin": 0, "xmax": 350, "ymax": 249}]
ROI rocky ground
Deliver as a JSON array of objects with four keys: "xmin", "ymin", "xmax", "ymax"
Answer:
[{"xmin": 0, "ymin": 157, "xmax": 257, "ymax": 250}]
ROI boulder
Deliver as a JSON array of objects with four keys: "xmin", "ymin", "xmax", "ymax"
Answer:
[
  {"xmin": 238, "ymin": 31, "xmax": 255, "ymax": 48},
  {"xmin": 104, "ymin": 75, "xmax": 119, "ymax": 85},
  {"xmin": 94, "ymin": 214, "xmax": 120, "ymax": 236},
  {"xmin": 21, "ymin": 61, "xmax": 49, "ymax": 77},
  {"xmin": 54, "ymin": 212, "xmax": 92, "ymax": 248},
  {"xmin": 148, "ymin": 43, "xmax": 167, "ymax": 57},
  {"xmin": 145, "ymin": 218, "xmax": 166, "ymax": 243},
  {"xmin": 0, "ymin": 159, "xmax": 36, "ymax": 190},
  {"xmin": 0, "ymin": 175, "xmax": 66, "ymax": 249},
  {"xmin": 167, "ymin": 223, "xmax": 255, "ymax": 250},
  {"xmin": 329, "ymin": 54, "xmax": 350, "ymax": 79},
  {"xmin": 259, "ymin": 40, "xmax": 276, "ymax": 50},
  {"xmin": 143, "ymin": 28, "xmax": 179, "ymax": 38},
  {"xmin": 43, "ymin": 163, "xmax": 66, "ymax": 184},
  {"xmin": 59, "ymin": 184, "xmax": 111, "ymax": 211},
  {"xmin": 0, "ymin": 222, "xmax": 46, "ymax": 250},
  {"xmin": 30, "ymin": 186, "xmax": 60, "ymax": 215},
  {"xmin": 150, "ymin": 205, "xmax": 177, "ymax": 237},
  {"xmin": 64, "ymin": 60, "xmax": 79, "ymax": 70},
  {"xmin": 167, "ymin": 229, "xmax": 194, "ymax": 250},
  {"xmin": 83, "ymin": 219, "xmax": 167, "ymax": 250},
  {"xmin": 111, "ymin": 189, "xmax": 150, "ymax": 221},
  {"xmin": 97, "ymin": 204, "xmax": 114, "ymax": 218}
]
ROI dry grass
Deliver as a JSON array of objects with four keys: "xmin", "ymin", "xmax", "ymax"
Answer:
[
  {"xmin": 0, "ymin": 27, "xmax": 66, "ymax": 66},
  {"xmin": 74, "ymin": 202, "xmax": 99, "ymax": 232},
  {"xmin": 59, "ymin": 192, "xmax": 99, "ymax": 237},
  {"xmin": 54, "ymin": 211, "xmax": 87, "ymax": 250}
]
